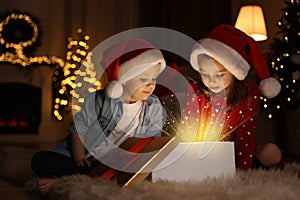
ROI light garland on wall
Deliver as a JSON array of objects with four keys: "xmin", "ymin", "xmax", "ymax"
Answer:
[
  {"xmin": 0, "ymin": 12, "xmax": 65, "ymax": 67},
  {"xmin": 0, "ymin": 11, "xmax": 102, "ymax": 121}
]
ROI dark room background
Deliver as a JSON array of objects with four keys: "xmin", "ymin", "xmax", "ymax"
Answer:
[{"xmin": 1, "ymin": 0, "xmax": 298, "ymax": 163}]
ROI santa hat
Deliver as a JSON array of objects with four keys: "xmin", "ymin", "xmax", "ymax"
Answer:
[
  {"xmin": 190, "ymin": 24, "xmax": 281, "ymax": 98},
  {"xmin": 101, "ymin": 38, "xmax": 166, "ymax": 99}
]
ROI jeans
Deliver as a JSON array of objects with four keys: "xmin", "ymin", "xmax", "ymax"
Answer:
[{"xmin": 31, "ymin": 151, "xmax": 99, "ymax": 178}]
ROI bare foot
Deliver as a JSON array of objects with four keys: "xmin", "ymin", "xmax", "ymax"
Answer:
[{"xmin": 37, "ymin": 178, "xmax": 62, "ymax": 196}]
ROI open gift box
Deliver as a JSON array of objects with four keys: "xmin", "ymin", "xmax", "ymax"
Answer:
[
  {"xmin": 89, "ymin": 137, "xmax": 235, "ymax": 186},
  {"xmin": 88, "ymin": 136, "xmax": 179, "ymax": 187},
  {"xmin": 152, "ymin": 142, "xmax": 236, "ymax": 182}
]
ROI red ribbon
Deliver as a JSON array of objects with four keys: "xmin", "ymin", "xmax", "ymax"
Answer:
[{"xmin": 99, "ymin": 137, "xmax": 154, "ymax": 179}]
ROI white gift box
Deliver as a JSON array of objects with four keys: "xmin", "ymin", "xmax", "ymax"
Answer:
[{"xmin": 152, "ymin": 142, "xmax": 236, "ymax": 182}]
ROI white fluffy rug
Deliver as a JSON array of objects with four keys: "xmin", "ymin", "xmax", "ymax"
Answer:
[{"xmin": 1, "ymin": 146, "xmax": 300, "ymax": 200}]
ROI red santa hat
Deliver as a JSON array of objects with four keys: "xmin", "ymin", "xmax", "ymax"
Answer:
[
  {"xmin": 101, "ymin": 38, "xmax": 166, "ymax": 99},
  {"xmin": 190, "ymin": 24, "xmax": 281, "ymax": 98}
]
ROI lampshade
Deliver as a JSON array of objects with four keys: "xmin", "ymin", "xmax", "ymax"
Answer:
[{"xmin": 235, "ymin": 5, "xmax": 268, "ymax": 41}]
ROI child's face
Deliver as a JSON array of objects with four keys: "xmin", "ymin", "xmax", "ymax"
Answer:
[
  {"xmin": 122, "ymin": 64, "xmax": 161, "ymax": 103},
  {"xmin": 198, "ymin": 56, "xmax": 234, "ymax": 94}
]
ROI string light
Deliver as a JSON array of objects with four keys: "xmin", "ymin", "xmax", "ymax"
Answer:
[
  {"xmin": 0, "ymin": 12, "xmax": 65, "ymax": 67},
  {"xmin": 0, "ymin": 12, "xmax": 102, "ymax": 121},
  {"xmin": 52, "ymin": 28, "xmax": 102, "ymax": 120},
  {"xmin": 261, "ymin": 1, "xmax": 300, "ymax": 119}
]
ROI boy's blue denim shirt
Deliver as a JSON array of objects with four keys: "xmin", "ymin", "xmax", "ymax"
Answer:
[{"xmin": 47, "ymin": 89, "xmax": 163, "ymax": 158}]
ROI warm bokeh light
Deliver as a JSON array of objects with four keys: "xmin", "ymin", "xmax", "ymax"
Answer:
[
  {"xmin": 0, "ymin": 13, "xmax": 102, "ymax": 121},
  {"xmin": 53, "ymin": 28, "xmax": 102, "ymax": 119},
  {"xmin": 0, "ymin": 13, "xmax": 65, "ymax": 67}
]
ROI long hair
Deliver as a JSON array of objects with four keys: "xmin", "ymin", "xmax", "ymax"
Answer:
[
  {"xmin": 195, "ymin": 54, "xmax": 249, "ymax": 110},
  {"xmin": 197, "ymin": 78, "xmax": 248, "ymax": 110},
  {"xmin": 226, "ymin": 79, "xmax": 249, "ymax": 109}
]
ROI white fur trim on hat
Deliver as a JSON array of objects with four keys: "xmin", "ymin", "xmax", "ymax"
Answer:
[
  {"xmin": 190, "ymin": 38, "xmax": 250, "ymax": 80},
  {"xmin": 105, "ymin": 49, "xmax": 166, "ymax": 99},
  {"xmin": 118, "ymin": 48, "xmax": 166, "ymax": 82},
  {"xmin": 259, "ymin": 77, "xmax": 281, "ymax": 98}
]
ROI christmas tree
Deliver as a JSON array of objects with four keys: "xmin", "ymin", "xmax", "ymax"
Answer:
[{"xmin": 262, "ymin": 0, "xmax": 300, "ymax": 119}]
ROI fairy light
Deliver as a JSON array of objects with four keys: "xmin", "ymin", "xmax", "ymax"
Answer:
[
  {"xmin": 268, "ymin": 114, "xmax": 272, "ymax": 119},
  {"xmin": 0, "ymin": 12, "xmax": 102, "ymax": 121},
  {"xmin": 53, "ymin": 28, "xmax": 102, "ymax": 119},
  {"xmin": 276, "ymin": 105, "xmax": 280, "ymax": 109},
  {"xmin": 261, "ymin": 0, "xmax": 300, "ymax": 119},
  {"xmin": 0, "ymin": 12, "xmax": 65, "ymax": 67}
]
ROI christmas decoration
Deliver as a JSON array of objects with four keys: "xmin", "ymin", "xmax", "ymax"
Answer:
[
  {"xmin": 0, "ymin": 11, "xmax": 101, "ymax": 121},
  {"xmin": 262, "ymin": 0, "xmax": 300, "ymax": 118},
  {"xmin": 52, "ymin": 28, "xmax": 101, "ymax": 120},
  {"xmin": 0, "ymin": 10, "xmax": 64, "ymax": 67}
]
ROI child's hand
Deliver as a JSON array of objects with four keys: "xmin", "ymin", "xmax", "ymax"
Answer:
[{"xmin": 75, "ymin": 158, "xmax": 91, "ymax": 167}]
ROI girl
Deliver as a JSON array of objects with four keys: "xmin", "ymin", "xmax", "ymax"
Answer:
[
  {"xmin": 31, "ymin": 38, "xmax": 166, "ymax": 195},
  {"xmin": 182, "ymin": 24, "xmax": 283, "ymax": 170}
]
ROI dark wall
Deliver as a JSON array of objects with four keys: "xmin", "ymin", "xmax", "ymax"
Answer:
[{"xmin": 138, "ymin": 0, "xmax": 232, "ymax": 40}]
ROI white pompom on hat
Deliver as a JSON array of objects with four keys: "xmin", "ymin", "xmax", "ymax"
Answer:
[
  {"xmin": 190, "ymin": 24, "xmax": 281, "ymax": 99},
  {"xmin": 101, "ymin": 38, "xmax": 166, "ymax": 99}
]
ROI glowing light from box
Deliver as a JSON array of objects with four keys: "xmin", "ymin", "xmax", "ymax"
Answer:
[
  {"xmin": 180, "ymin": 97, "xmax": 227, "ymax": 142},
  {"xmin": 180, "ymin": 114, "xmax": 226, "ymax": 142}
]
